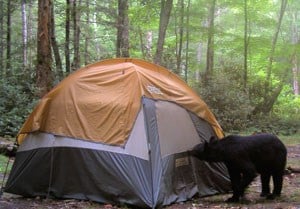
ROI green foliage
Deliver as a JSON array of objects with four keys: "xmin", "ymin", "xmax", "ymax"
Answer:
[
  {"xmin": 247, "ymin": 115, "xmax": 300, "ymax": 136},
  {"xmin": 0, "ymin": 73, "xmax": 38, "ymax": 137},
  {"xmin": 274, "ymin": 86, "xmax": 300, "ymax": 120},
  {"xmin": 195, "ymin": 64, "xmax": 253, "ymax": 131},
  {"xmin": 0, "ymin": 154, "xmax": 11, "ymax": 174},
  {"xmin": 0, "ymin": 0, "xmax": 298, "ymax": 138}
]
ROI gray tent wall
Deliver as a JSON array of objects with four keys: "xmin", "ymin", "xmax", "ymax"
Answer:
[
  {"xmin": 5, "ymin": 98, "xmax": 230, "ymax": 208},
  {"xmin": 143, "ymin": 98, "xmax": 230, "ymax": 207}
]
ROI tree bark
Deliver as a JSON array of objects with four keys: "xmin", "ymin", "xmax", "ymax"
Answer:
[
  {"xmin": 145, "ymin": 31, "xmax": 153, "ymax": 60},
  {"xmin": 116, "ymin": 0, "xmax": 130, "ymax": 58},
  {"xmin": 264, "ymin": 0, "xmax": 287, "ymax": 94},
  {"xmin": 84, "ymin": 0, "xmax": 90, "ymax": 65},
  {"xmin": 21, "ymin": 0, "xmax": 28, "ymax": 69},
  {"xmin": 184, "ymin": 0, "xmax": 191, "ymax": 83},
  {"xmin": 0, "ymin": 0, "xmax": 3, "ymax": 74},
  {"xmin": 175, "ymin": 0, "xmax": 184, "ymax": 75},
  {"xmin": 252, "ymin": 83, "xmax": 285, "ymax": 116},
  {"xmin": 71, "ymin": 0, "xmax": 81, "ymax": 71},
  {"xmin": 36, "ymin": 0, "xmax": 53, "ymax": 97},
  {"xmin": 292, "ymin": 57, "xmax": 299, "ymax": 96},
  {"xmin": 251, "ymin": 0, "xmax": 288, "ymax": 116},
  {"xmin": 65, "ymin": 0, "xmax": 71, "ymax": 73},
  {"xmin": 50, "ymin": 1, "xmax": 63, "ymax": 78},
  {"xmin": 203, "ymin": 0, "xmax": 216, "ymax": 86},
  {"xmin": 243, "ymin": 0, "xmax": 249, "ymax": 89},
  {"xmin": 291, "ymin": 9, "xmax": 299, "ymax": 95},
  {"xmin": 28, "ymin": 0, "xmax": 34, "ymax": 69},
  {"xmin": 6, "ymin": 0, "xmax": 11, "ymax": 74},
  {"xmin": 154, "ymin": 0, "xmax": 173, "ymax": 65}
]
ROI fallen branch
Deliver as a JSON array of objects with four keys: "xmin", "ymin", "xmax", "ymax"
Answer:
[{"xmin": 287, "ymin": 166, "xmax": 300, "ymax": 173}]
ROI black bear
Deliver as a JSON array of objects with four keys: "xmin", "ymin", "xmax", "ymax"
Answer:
[{"xmin": 190, "ymin": 133, "xmax": 287, "ymax": 202}]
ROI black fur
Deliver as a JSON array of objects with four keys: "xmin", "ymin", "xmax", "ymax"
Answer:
[{"xmin": 190, "ymin": 134, "xmax": 287, "ymax": 202}]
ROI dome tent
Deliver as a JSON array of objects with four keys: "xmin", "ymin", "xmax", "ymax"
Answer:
[{"xmin": 5, "ymin": 58, "xmax": 230, "ymax": 208}]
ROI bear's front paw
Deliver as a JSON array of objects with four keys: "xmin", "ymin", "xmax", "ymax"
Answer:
[
  {"xmin": 266, "ymin": 194, "xmax": 275, "ymax": 200},
  {"xmin": 226, "ymin": 196, "xmax": 239, "ymax": 202},
  {"xmin": 266, "ymin": 193, "xmax": 280, "ymax": 200},
  {"xmin": 260, "ymin": 192, "xmax": 271, "ymax": 197}
]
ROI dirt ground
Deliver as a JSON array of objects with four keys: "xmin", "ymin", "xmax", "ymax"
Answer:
[{"xmin": 0, "ymin": 144, "xmax": 300, "ymax": 209}]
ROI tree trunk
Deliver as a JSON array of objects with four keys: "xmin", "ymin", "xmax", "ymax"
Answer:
[
  {"xmin": 291, "ymin": 9, "xmax": 299, "ymax": 95},
  {"xmin": 138, "ymin": 27, "xmax": 145, "ymax": 58},
  {"xmin": 71, "ymin": 0, "xmax": 81, "ymax": 71},
  {"xmin": 184, "ymin": 0, "xmax": 191, "ymax": 83},
  {"xmin": 264, "ymin": 0, "xmax": 287, "ymax": 94},
  {"xmin": 84, "ymin": 0, "xmax": 90, "ymax": 65},
  {"xmin": 138, "ymin": 27, "xmax": 152, "ymax": 60},
  {"xmin": 21, "ymin": 0, "xmax": 28, "ymax": 69},
  {"xmin": 251, "ymin": 0, "xmax": 288, "ymax": 116},
  {"xmin": 6, "ymin": 0, "xmax": 11, "ymax": 74},
  {"xmin": 251, "ymin": 82, "xmax": 285, "ymax": 116},
  {"xmin": 203, "ymin": 0, "xmax": 216, "ymax": 86},
  {"xmin": 116, "ymin": 0, "xmax": 129, "ymax": 58},
  {"xmin": 27, "ymin": 0, "xmax": 34, "ymax": 69},
  {"xmin": 0, "ymin": 0, "xmax": 3, "ymax": 74},
  {"xmin": 65, "ymin": 0, "xmax": 71, "ymax": 73},
  {"xmin": 243, "ymin": 0, "xmax": 249, "ymax": 89},
  {"xmin": 36, "ymin": 0, "xmax": 53, "ymax": 97},
  {"xmin": 292, "ymin": 61, "xmax": 299, "ymax": 95},
  {"xmin": 145, "ymin": 31, "xmax": 153, "ymax": 60},
  {"xmin": 50, "ymin": 1, "xmax": 63, "ymax": 78},
  {"xmin": 175, "ymin": 0, "xmax": 184, "ymax": 75},
  {"xmin": 154, "ymin": 0, "xmax": 173, "ymax": 65}
]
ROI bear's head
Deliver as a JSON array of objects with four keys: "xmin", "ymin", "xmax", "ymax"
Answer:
[{"xmin": 189, "ymin": 136, "xmax": 222, "ymax": 162}]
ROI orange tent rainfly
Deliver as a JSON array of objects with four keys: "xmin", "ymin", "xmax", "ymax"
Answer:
[{"xmin": 6, "ymin": 58, "xmax": 230, "ymax": 208}]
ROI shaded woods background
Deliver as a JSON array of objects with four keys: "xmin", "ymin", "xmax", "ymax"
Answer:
[{"xmin": 0, "ymin": 0, "xmax": 299, "ymax": 137}]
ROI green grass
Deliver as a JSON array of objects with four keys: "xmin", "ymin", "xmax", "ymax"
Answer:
[
  {"xmin": 279, "ymin": 134, "xmax": 300, "ymax": 146},
  {"xmin": 0, "ymin": 155, "xmax": 12, "ymax": 174},
  {"xmin": 227, "ymin": 132, "xmax": 300, "ymax": 146}
]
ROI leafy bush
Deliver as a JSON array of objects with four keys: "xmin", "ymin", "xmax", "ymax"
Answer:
[
  {"xmin": 0, "ymin": 73, "xmax": 38, "ymax": 137},
  {"xmin": 193, "ymin": 67, "xmax": 300, "ymax": 136},
  {"xmin": 273, "ymin": 86, "xmax": 300, "ymax": 120},
  {"xmin": 195, "ymin": 67, "xmax": 253, "ymax": 132}
]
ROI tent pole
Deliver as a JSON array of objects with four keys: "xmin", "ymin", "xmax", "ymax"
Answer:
[{"xmin": 47, "ymin": 146, "xmax": 54, "ymax": 198}]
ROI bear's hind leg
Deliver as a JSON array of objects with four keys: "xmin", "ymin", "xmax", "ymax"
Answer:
[
  {"xmin": 267, "ymin": 171, "xmax": 284, "ymax": 199},
  {"xmin": 260, "ymin": 172, "xmax": 271, "ymax": 197}
]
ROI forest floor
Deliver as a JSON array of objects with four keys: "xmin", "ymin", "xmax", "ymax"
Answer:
[{"xmin": 0, "ymin": 139, "xmax": 300, "ymax": 209}]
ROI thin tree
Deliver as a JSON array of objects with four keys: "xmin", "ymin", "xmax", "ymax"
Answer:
[
  {"xmin": 36, "ymin": 0, "xmax": 53, "ymax": 97},
  {"xmin": 50, "ymin": 1, "xmax": 63, "ymax": 78},
  {"xmin": 71, "ymin": 0, "xmax": 81, "ymax": 70},
  {"xmin": 154, "ymin": 0, "xmax": 173, "ymax": 65},
  {"xmin": 252, "ymin": 0, "xmax": 288, "ymax": 115},
  {"xmin": 65, "ymin": 0, "xmax": 71, "ymax": 73},
  {"xmin": 175, "ymin": 0, "xmax": 184, "ymax": 75},
  {"xmin": 264, "ymin": 0, "xmax": 288, "ymax": 95},
  {"xmin": 84, "ymin": 0, "xmax": 90, "ymax": 65},
  {"xmin": 6, "ymin": 0, "xmax": 11, "ymax": 74},
  {"xmin": 184, "ymin": 0, "xmax": 191, "ymax": 83},
  {"xmin": 116, "ymin": 0, "xmax": 129, "ymax": 57},
  {"xmin": 243, "ymin": 0, "xmax": 249, "ymax": 89},
  {"xmin": 21, "ymin": 0, "xmax": 28, "ymax": 69},
  {"xmin": 203, "ymin": 0, "xmax": 216, "ymax": 86},
  {"xmin": 0, "ymin": 0, "xmax": 3, "ymax": 74},
  {"xmin": 27, "ymin": 0, "xmax": 34, "ymax": 69},
  {"xmin": 291, "ymin": 5, "xmax": 299, "ymax": 95}
]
